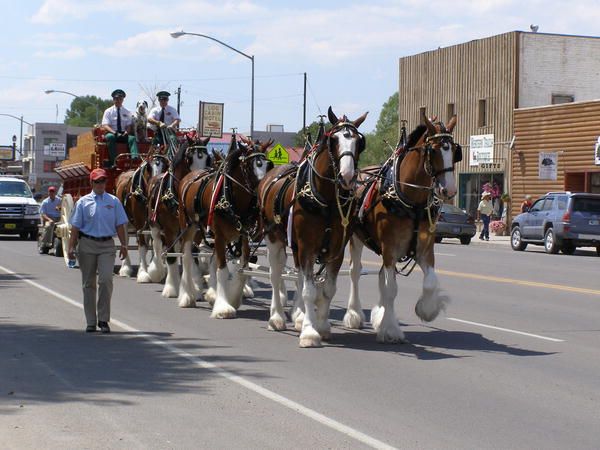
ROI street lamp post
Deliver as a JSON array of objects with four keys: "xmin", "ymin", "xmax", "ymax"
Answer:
[
  {"xmin": 44, "ymin": 89, "xmax": 100, "ymax": 125},
  {"xmin": 170, "ymin": 30, "xmax": 254, "ymax": 138},
  {"xmin": 0, "ymin": 113, "xmax": 33, "ymax": 157}
]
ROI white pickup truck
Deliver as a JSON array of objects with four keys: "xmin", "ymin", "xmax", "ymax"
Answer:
[{"xmin": 0, "ymin": 175, "xmax": 40, "ymax": 240}]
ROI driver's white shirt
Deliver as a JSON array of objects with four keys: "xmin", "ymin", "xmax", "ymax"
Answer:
[
  {"xmin": 102, "ymin": 105, "xmax": 133, "ymax": 131},
  {"xmin": 148, "ymin": 104, "xmax": 180, "ymax": 131}
]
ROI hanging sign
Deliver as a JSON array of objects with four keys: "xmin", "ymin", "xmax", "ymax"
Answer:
[
  {"xmin": 539, "ymin": 152, "xmax": 558, "ymax": 180},
  {"xmin": 0, "ymin": 145, "xmax": 15, "ymax": 161},
  {"xmin": 199, "ymin": 101, "xmax": 224, "ymax": 138},
  {"xmin": 469, "ymin": 134, "xmax": 494, "ymax": 166},
  {"xmin": 595, "ymin": 137, "xmax": 600, "ymax": 166}
]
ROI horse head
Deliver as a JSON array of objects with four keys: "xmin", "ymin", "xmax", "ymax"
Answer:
[
  {"xmin": 237, "ymin": 135, "xmax": 272, "ymax": 187},
  {"xmin": 184, "ymin": 133, "xmax": 212, "ymax": 171},
  {"xmin": 421, "ymin": 111, "xmax": 460, "ymax": 199},
  {"xmin": 148, "ymin": 151, "xmax": 169, "ymax": 178},
  {"xmin": 327, "ymin": 106, "xmax": 368, "ymax": 191}
]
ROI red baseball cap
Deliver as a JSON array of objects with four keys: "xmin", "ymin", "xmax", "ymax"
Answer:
[
  {"xmin": 90, "ymin": 168, "xmax": 108, "ymax": 181},
  {"xmin": 48, "ymin": 186, "xmax": 56, "ymax": 192}
]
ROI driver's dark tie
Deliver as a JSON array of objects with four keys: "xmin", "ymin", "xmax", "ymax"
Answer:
[
  {"xmin": 116, "ymin": 107, "xmax": 122, "ymax": 133},
  {"xmin": 159, "ymin": 108, "xmax": 165, "ymax": 123}
]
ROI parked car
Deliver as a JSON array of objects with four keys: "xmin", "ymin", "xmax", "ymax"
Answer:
[
  {"xmin": 0, "ymin": 175, "xmax": 40, "ymax": 240},
  {"xmin": 510, "ymin": 192, "xmax": 600, "ymax": 255},
  {"xmin": 435, "ymin": 203, "xmax": 477, "ymax": 245}
]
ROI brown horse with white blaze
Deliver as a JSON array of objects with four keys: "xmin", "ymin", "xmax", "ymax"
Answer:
[
  {"xmin": 346, "ymin": 112, "xmax": 462, "ymax": 343},
  {"xmin": 258, "ymin": 107, "xmax": 368, "ymax": 347},
  {"xmin": 177, "ymin": 136, "xmax": 272, "ymax": 312}
]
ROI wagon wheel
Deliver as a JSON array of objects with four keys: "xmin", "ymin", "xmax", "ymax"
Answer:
[{"xmin": 55, "ymin": 194, "xmax": 74, "ymax": 267}]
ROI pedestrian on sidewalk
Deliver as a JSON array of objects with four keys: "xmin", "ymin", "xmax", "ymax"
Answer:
[
  {"xmin": 477, "ymin": 191, "xmax": 493, "ymax": 241},
  {"xmin": 520, "ymin": 194, "xmax": 533, "ymax": 213},
  {"xmin": 67, "ymin": 168, "xmax": 129, "ymax": 334}
]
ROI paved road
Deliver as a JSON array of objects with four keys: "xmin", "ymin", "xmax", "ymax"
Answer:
[{"xmin": 1, "ymin": 236, "xmax": 599, "ymax": 449}]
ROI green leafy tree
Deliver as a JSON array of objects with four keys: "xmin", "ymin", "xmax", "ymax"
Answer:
[
  {"xmin": 360, "ymin": 92, "xmax": 399, "ymax": 167},
  {"xmin": 293, "ymin": 120, "xmax": 327, "ymax": 147},
  {"xmin": 64, "ymin": 96, "xmax": 113, "ymax": 127}
]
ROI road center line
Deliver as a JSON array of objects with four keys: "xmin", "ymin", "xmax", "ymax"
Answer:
[
  {"xmin": 0, "ymin": 264, "xmax": 396, "ymax": 450},
  {"xmin": 446, "ymin": 317, "xmax": 565, "ymax": 342},
  {"xmin": 357, "ymin": 259, "xmax": 600, "ymax": 296}
]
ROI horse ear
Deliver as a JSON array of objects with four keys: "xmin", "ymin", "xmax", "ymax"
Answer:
[
  {"xmin": 328, "ymin": 106, "xmax": 338, "ymax": 125},
  {"xmin": 262, "ymin": 138, "xmax": 274, "ymax": 152},
  {"xmin": 446, "ymin": 115, "xmax": 457, "ymax": 132},
  {"xmin": 352, "ymin": 111, "xmax": 368, "ymax": 129},
  {"xmin": 421, "ymin": 110, "xmax": 437, "ymax": 135}
]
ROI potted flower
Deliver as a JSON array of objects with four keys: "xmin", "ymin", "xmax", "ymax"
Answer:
[
  {"xmin": 500, "ymin": 193, "xmax": 510, "ymax": 203},
  {"xmin": 489, "ymin": 220, "xmax": 506, "ymax": 236}
]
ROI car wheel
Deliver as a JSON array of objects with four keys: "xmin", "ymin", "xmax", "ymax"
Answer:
[
  {"xmin": 53, "ymin": 237, "xmax": 63, "ymax": 257},
  {"xmin": 596, "ymin": 245, "xmax": 600, "ymax": 257},
  {"xmin": 561, "ymin": 242, "xmax": 576, "ymax": 255},
  {"xmin": 544, "ymin": 228, "xmax": 559, "ymax": 254},
  {"xmin": 434, "ymin": 236, "xmax": 442, "ymax": 243},
  {"xmin": 510, "ymin": 226, "xmax": 527, "ymax": 251},
  {"xmin": 19, "ymin": 232, "xmax": 28, "ymax": 240},
  {"xmin": 460, "ymin": 236, "xmax": 471, "ymax": 245}
]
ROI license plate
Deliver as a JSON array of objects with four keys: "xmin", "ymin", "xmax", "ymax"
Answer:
[
  {"xmin": 589, "ymin": 220, "xmax": 599, "ymax": 226},
  {"xmin": 4, "ymin": 223, "xmax": 16, "ymax": 229},
  {"xmin": 452, "ymin": 226, "xmax": 461, "ymax": 233},
  {"xmin": 578, "ymin": 234, "xmax": 599, "ymax": 240}
]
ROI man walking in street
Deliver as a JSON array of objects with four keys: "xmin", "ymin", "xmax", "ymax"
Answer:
[
  {"xmin": 67, "ymin": 168, "xmax": 129, "ymax": 333},
  {"xmin": 477, "ymin": 191, "xmax": 493, "ymax": 241}
]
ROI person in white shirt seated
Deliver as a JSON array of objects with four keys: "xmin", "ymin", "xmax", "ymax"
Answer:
[
  {"xmin": 147, "ymin": 91, "xmax": 181, "ymax": 149},
  {"xmin": 101, "ymin": 89, "xmax": 139, "ymax": 167}
]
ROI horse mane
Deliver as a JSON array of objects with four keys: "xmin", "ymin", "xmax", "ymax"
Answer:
[
  {"xmin": 406, "ymin": 124, "xmax": 427, "ymax": 149},
  {"xmin": 171, "ymin": 139, "xmax": 188, "ymax": 167},
  {"xmin": 224, "ymin": 138, "xmax": 243, "ymax": 172}
]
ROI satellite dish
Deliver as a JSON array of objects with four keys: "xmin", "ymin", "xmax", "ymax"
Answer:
[{"xmin": 530, "ymin": 24, "xmax": 539, "ymax": 32}]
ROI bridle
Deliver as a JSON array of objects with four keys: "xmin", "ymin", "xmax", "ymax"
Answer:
[
  {"xmin": 423, "ymin": 132, "xmax": 462, "ymax": 179},
  {"xmin": 185, "ymin": 144, "xmax": 211, "ymax": 167}
]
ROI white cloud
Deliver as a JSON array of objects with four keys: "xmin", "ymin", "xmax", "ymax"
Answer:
[{"xmin": 34, "ymin": 47, "xmax": 86, "ymax": 60}]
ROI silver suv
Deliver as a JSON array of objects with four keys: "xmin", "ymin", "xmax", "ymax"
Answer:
[
  {"xmin": 510, "ymin": 192, "xmax": 600, "ymax": 255},
  {"xmin": 0, "ymin": 175, "xmax": 40, "ymax": 240}
]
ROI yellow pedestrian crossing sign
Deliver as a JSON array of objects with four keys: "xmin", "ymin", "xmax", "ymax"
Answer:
[{"xmin": 267, "ymin": 143, "xmax": 289, "ymax": 165}]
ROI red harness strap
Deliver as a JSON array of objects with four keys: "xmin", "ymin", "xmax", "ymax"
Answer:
[
  {"xmin": 359, "ymin": 181, "xmax": 378, "ymax": 219},
  {"xmin": 207, "ymin": 174, "xmax": 225, "ymax": 227}
]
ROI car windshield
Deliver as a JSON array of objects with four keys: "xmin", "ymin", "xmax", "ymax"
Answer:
[
  {"xmin": 441, "ymin": 204, "xmax": 465, "ymax": 215},
  {"xmin": 0, "ymin": 181, "xmax": 32, "ymax": 197},
  {"xmin": 573, "ymin": 198, "xmax": 600, "ymax": 214}
]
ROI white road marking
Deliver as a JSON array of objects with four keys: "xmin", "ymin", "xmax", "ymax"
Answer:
[
  {"xmin": 0, "ymin": 264, "xmax": 396, "ymax": 450},
  {"xmin": 434, "ymin": 252, "xmax": 456, "ymax": 257},
  {"xmin": 447, "ymin": 317, "xmax": 565, "ymax": 342}
]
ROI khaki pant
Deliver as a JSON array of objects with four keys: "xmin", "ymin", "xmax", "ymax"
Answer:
[{"xmin": 77, "ymin": 237, "xmax": 116, "ymax": 326}]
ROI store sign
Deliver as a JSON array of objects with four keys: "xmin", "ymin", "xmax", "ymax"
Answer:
[
  {"xmin": 0, "ymin": 145, "xmax": 15, "ymax": 161},
  {"xmin": 595, "ymin": 136, "xmax": 600, "ymax": 166},
  {"xmin": 539, "ymin": 152, "xmax": 558, "ymax": 180},
  {"xmin": 45, "ymin": 143, "xmax": 66, "ymax": 158},
  {"xmin": 469, "ymin": 134, "xmax": 494, "ymax": 166},
  {"xmin": 199, "ymin": 101, "xmax": 224, "ymax": 138}
]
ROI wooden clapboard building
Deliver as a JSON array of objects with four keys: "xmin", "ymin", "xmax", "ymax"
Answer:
[
  {"xmin": 511, "ymin": 100, "xmax": 600, "ymax": 218},
  {"xmin": 398, "ymin": 31, "xmax": 600, "ymax": 221}
]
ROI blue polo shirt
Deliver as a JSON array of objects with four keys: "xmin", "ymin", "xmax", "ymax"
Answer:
[
  {"xmin": 40, "ymin": 196, "xmax": 61, "ymax": 220},
  {"xmin": 70, "ymin": 191, "xmax": 128, "ymax": 237}
]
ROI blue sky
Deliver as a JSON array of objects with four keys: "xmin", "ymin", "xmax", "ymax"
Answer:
[{"xmin": 1, "ymin": 0, "xmax": 599, "ymax": 149}]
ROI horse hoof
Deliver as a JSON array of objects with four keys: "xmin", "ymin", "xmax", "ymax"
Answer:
[
  {"xmin": 343, "ymin": 310, "xmax": 365, "ymax": 329},
  {"xmin": 211, "ymin": 303, "xmax": 237, "ymax": 319},
  {"xmin": 415, "ymin": 293, "xmax": 449, "ymax": 322},
  {"xmin": 370, "ymin": 305, "xmax": 383, "ymax": 331},
  {"xmin": 177, "ymin": 293, "xmax": 197, "ymax": 308},
  {"xmin": 204, "ymin": 288, "xmax": 216, "ymax": 305},
  {"xmin": 136, "ymin": 271, "xmax": 152, "ymax": 284},
  {"xmin": 268, "ymin": 314, "xmax": 287, "ymax": 331},
  {"xmin": 119, "ymin": 267, "xmax": 132, "ymax": 278},
  {"xmin": 161, "ymin": 286, "xmax": 178, "ymax": 298},
  {"xmin": 299, "ymin": 330, "xmax": 322, "ymax": 348}
]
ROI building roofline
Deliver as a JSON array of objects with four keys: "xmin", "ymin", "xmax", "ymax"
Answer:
[{"xmin": 515, "ymin": 98, "xmax": 600, "ymax": 112}]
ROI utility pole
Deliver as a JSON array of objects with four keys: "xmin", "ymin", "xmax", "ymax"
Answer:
[
  {"xmin": 303, "ymin": 72, "xmax": 307, "ymax": 133},
  {"xmin": 177, "ymin": 86, "xmax": 181, "ymax": 115}
]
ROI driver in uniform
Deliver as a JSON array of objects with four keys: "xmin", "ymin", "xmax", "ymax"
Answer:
[{"xmin": 39, "ymin": 186, "xmax": 61, "ymax": 251}]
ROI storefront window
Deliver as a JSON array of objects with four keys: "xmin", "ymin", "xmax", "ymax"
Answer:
[{"xmin": 459, "ymin": 173, "xmax": 504, "ymax": 219}]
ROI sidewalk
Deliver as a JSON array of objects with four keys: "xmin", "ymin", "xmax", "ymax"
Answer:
[{"xmin": 470, "ymin": 234, "xmax": 511, "ymax": 247}]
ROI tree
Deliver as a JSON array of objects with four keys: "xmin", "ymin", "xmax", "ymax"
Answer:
[
  {"xmin": 360, "ymin": 92, "xmax": 399, "ymax": 167},
  {"xmin": 293, "ymin": 120, "xmax": 327, "ymax": 147},
  {"xmin": 64, "ymin": 96, "xmax": 113, "ymax": 127}
]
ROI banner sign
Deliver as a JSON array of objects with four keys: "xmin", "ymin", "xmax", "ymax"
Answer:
[
  {"xmin": 595, "ymin": 137, "xmax": 600, "ymax": 166},
  {"xmin": 539, "ymin": 152, "xmax": 558, "ymax": 180},
  {"xmin": 469, "ymin": 134, "xmax": 494, "ymax": 166},
  {"xmin": 0, "ymin": 145, "xmax": 15, "ymax": 161},
  {"xmin": 199, "ymin": 101, "xmax": 224, "ymax": 138},
  {"xmin": 46, "ymin": 143, "xmax": 66, "ymax": 158}
]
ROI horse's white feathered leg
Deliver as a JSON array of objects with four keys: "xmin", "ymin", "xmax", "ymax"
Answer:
[
  {"xmin": 298, "ymin": 270, "xmax": 321, "ymax": 348},
  {"xmin": 267, "ymin": 239, "xmax": 287, "ymax": 331},
  {"xmin": 177, "ymin": 238, "xmax": 198, "ymax": 307},
  {"xmin": 376, "ymin": 265, "xmax": 407, "ymax": 343},
  {"xmin": 147, "ymin": 226, "xmax": 166, "ymax": 283},
  {"xmin": 344, "ymin": 235, "xmax": 365, "ymax": 329},
  {"xmin": 415, "ymin": 262, "xmax": 449, "ymax": 322}
]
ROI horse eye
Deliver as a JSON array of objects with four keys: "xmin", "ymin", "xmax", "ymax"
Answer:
[{"xmin": 256, "ymin": 160, "xmax": 263, "ymax": 167}]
